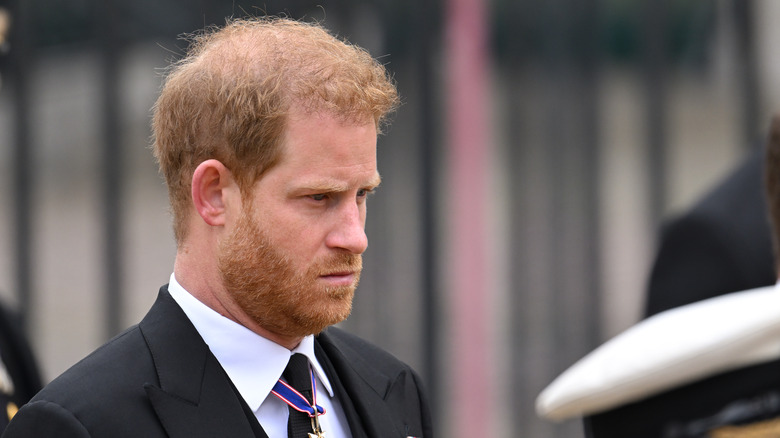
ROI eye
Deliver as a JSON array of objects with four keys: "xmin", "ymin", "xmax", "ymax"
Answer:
[
  {"xmin": 310, "ymin": 194, "xmax": 327, "ymax": 201},
  {"xmin": 357, "ymin": 188, "xmax": 374, "ymax": 198}
]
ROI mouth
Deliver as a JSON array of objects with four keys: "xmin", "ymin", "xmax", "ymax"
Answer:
[{"xmin": 319, "ymin": 271, "xmax": 357, "ymax": 286}]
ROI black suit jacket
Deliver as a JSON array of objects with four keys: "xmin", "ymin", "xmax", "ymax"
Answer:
[
  {"xmin": 1, "ymin": 287, "xmax": 433, "ymax": 437},
  {"xmin": 644, "ymin": 150, "xmax": 776, "ymax": 317}
]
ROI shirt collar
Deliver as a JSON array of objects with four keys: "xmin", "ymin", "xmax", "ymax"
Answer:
[{"xmin": 167, "ymin": 273, "xmax": 335, "ymax": 412}]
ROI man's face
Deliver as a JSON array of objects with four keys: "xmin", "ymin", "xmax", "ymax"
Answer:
[{"xmin": 218, "ymin": 109, "xmax": 379, "ymax": 339}]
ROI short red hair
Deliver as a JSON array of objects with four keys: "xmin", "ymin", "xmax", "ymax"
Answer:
[{"xmin": 152, "ymin": 17, "xmax": 399, "ymax": 243}]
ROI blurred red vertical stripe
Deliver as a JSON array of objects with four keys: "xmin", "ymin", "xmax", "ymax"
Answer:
[{"xmin": 446, "ymin": 0, "xmax": 493, "ymax": 435}]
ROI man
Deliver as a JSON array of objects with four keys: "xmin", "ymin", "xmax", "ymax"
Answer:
[{"xmin": 3, "ymin": 17, "xmax": 432, "ymax": 438}]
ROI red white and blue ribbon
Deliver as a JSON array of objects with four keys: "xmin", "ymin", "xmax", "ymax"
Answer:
[{"xmin": 271, "ymin": 367, "xmax": 325, "ymax": 417}]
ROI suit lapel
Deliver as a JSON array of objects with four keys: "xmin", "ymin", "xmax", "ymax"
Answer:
[
  {"xmin": 139, "ymin": 287, "xmax": 266, "ymax": 438},
  {"xmin": 316, "ymin": 329, "xmax": 400, "ymax": 438}
]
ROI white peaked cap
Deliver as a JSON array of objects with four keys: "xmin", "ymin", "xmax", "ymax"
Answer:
[{"xmin": 536, "ymin": 284, "xmax": 780, "ymax": 421}]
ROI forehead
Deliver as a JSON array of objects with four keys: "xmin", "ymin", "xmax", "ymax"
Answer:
[
  {"xmin": 269, "ymin": 109, "xmax": 379, "ymax": 187},
  {"xmin": 281, "ymin": 109, "xmax": 376, "ymax": 158}
]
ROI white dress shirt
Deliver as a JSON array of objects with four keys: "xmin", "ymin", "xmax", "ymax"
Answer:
[{"xmin": 168, "ymin": 273, "xmax": 350, "ymax": 438}]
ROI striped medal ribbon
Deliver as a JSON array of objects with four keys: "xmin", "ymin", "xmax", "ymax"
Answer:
[{"xmin": 272, "ymin": 367, "xmax": 326, "ymax": 437}]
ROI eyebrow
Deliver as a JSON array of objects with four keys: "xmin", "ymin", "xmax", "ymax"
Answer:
[{"xmin": 295, "ymin": 173, "xmax": 382, "ymax": 193}]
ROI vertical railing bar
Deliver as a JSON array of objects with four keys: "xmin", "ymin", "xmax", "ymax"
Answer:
[
  {"xmin": 413, "ymin": 0, "xmax": 441, "ymax": 420},
  {"xmin": 98, "ymin": 0, "xmax": 123, "ymax": 338},
  {"xmin": 9, "ymin": 0, "xmax": 33, "ymax": 329},
  {"xmin": 732, "ymin": 0, "xmax": 760, "ymax": 150},
  {"xmin": 642, "ymin": 0, "xmax": 669, "ymax": 228}
]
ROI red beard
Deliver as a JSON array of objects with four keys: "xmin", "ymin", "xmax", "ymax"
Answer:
[{"xmin": 218, "ymin": 210, "xmax": 361, "ymax": 339}]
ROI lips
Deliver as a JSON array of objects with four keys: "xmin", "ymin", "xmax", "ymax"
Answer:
[
  {"xmin": 318, "ymin": 270, "xmax": 359, "ymax": 288},
  {"xmin": 322, "ymin": 271, "xmax": 355, "ymax": 277},
  {"xmin": 314, "ymin": 255, "xmax": 362, "ymax": 285},
  {"xmin": 320, "ymin": 272, "xmax": 355, "ymax": 282}
]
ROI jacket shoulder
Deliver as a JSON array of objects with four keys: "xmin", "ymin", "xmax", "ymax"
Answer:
[
  {"xmin": 318, "ymin": 327, "xmax": 409, "ymax": 371},
  {"xmin": 3, "ymin": 400, "xmax": 91, "ymax": 437},
  {"xmin": 14, "ymin": 326, "xmax": 161, "ymax": 437},
  {"xmin": 317, "ymin": 327, "xmax": 434, "ymax": 437},
  {"xmin": 35, "ymin": 325, "xmax": 154, "ymax": 402}
]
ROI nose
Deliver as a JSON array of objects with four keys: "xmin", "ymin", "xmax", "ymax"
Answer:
[{"xmin": 325, "ymin": 202, "xmax": 368, "ymax": 254}]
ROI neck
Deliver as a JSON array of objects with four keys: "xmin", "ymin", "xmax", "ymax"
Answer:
[{"xmin": 260, "ymin": 331, "xmax": 304, "ymax": 351}]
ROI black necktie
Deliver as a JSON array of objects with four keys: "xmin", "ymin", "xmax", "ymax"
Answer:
[{"xmin": 283, "ymin": 353, "xmax": 314, "ymax": 438}]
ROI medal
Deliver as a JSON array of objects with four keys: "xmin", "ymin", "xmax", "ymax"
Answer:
[
  {"xmin": 272, "ymin": 365, "xmax": 327, "ymax": 437},
  {"xmin": 308, "ymin": 409, "xmax": 325, "ymax": 437},
  {"xmin": 308, "ymin": 409, "xmax": 325, "ymax": 438}
]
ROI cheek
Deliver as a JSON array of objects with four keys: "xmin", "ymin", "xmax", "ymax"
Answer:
[
  {"xmin": 270, "ymin": 222, "xmax": 325, "ymax": 263},
  {"xmin": 253, "ymin": 205, "xmax": 301, "ymax": 240},
  {"xmin": 271, "ymin": 216, "xmax": 320, "ymax": 245},
  {"xmin": 257, "ymin": 204, "xmax": 333, "ymax": 260}
]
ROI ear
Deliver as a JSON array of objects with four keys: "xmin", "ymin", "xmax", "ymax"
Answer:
[{"xmin": 191, "ymin": 159, "xmax": 236, "ymax": 227}]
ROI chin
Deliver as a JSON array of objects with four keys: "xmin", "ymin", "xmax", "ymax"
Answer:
[{"xmin": 299, "ymin": 299, "xmax": 353, "ymax": 335}]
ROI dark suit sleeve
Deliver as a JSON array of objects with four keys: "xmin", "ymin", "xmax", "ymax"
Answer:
[
  {"xmin": 644, "ymin": 215, "xmax": 745, "ymax": 316},
  {"xmin": 644, "ymin": 150, "xmax": 776, "ymax": 317},
  {"xmin": 410, "ymin": 367, "xmax": 434, "ymax": 438},
  {"xmin": 2, "ymin": 400, "xmax": 91, "ymax": 438}
]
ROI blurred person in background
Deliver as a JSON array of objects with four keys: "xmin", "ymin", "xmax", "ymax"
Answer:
[
  {"xmin": 0, "ymin": 4, "xmax": 45, "ymax": 432},
  {"xmin": 2, "ymin": 16, "xmax": 432, "ymax": 438},
  {"xmin": 545, "ymin": 118, "xmax": 780, "ymax": 437},
  {"xmin": 0, "ymin": 303, "xmax": 42, "ymax": 432},
  {"xmin": 582, "ymin": 126, "xmax": 780, "ymax": 437}
]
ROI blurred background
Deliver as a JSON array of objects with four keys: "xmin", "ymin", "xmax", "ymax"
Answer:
[{"xmin": 0, "ymin": 0, "xmax": 774, "ymax": 437}]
